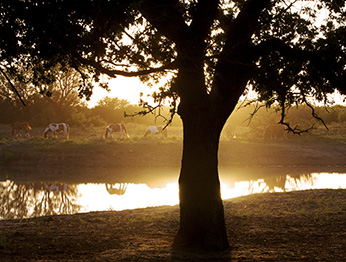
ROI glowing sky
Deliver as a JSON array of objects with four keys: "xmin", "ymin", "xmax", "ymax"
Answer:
[
  {"xmin": 87, "ymin": 76, "xmax": 346, "ymax": 109},
  {"xmin": 85, "ymin": 6, "xmax": 341, "ymax": 109},
  {"xmin": 86, "ymin": 76, "xmax": 157, "ymax": 107}
]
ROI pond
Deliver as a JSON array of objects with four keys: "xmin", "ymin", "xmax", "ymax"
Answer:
[{"xmin": 1, "ymin": 167, "xmax": 346, "ymax": 220}]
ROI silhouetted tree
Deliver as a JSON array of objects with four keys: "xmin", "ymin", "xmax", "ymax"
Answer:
[
  {"xmin": 43, "ymin": 65, "xmax": 87, "ymax": 108},
  {"xmin": 0, "ymin": 65, "xmax": 89, "ymax": 125},
  {"xmin": 2, "ymin": 0, "xmax": 346, "ymax": 250}
]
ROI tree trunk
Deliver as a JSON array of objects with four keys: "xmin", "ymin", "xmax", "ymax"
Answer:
[{"xmin": 173, "ymin": 112, "xmax": 229, "ymax": 250}]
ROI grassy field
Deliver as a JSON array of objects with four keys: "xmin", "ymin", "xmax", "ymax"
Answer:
[
  {"xmin": 1, "ymin": 122, "xmax": 346, "ymax": 182},
  {"xmin": 1, "ymin": 123, "xmax": 346, "ymax": 261}
]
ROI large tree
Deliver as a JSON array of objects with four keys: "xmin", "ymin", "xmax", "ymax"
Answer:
[{"xmin": 1, "ymin": 0, "xmax": 346, "ymax": 250}]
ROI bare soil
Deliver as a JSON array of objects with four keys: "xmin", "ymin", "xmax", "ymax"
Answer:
[
  {"xmin": 1, "ymin": 189, "xmax": 346, "ymax": 261},
  {"xmin": 1, "ymin": 125, "xmax": 346, "ymax": 261}
]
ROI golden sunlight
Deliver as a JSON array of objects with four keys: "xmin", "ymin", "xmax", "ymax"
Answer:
[
  {"xmin": 77, "ymin": 183, "xmax": 179, "ymax": 212},
  {"xmin": 2, "ymin": 173, "xmax": 346, "ymax": 220},
  {"xmin": 75, "ymin": 173, "xmax": 346, "ymax": 214},
  {"xmin": 86, "ymin": 76, "xmax": 159, "ymax": 107}
]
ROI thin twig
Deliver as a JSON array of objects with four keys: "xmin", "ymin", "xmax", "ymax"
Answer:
[
  {"xmin": 244, "ymin": 102, "xmax": 266, "ymax": 126},
  {"xmin": 302, "ymin": 95, "xmax": 329, "ymax": 130},
  {"xmin": 278, "ymin": 94, "xmax": 316, "ymax": 135},
  {"xmin": 0, "ymin": 66, "xmax": 26, "ymax": 106}
]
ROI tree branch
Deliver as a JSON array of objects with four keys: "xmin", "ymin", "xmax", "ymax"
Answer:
[
  {"xmin": 302, "ymin": 94, "xmax": 329, "ymax": 131},
  {"xmin": 278, "ymin": 97, "xmax": 313, "ymax": 135},
  {"xmin": 189, "ymin": 0, "xmax": 219, "ymax": 44},
  {"xmin": 277, "ymin": 92, "xmax": 323, "ymax": 135},
  {"xmin": 74, "ymin": 53, "xmax": 177, "ymax": 78},
  {"xmin": 242, "ymin": 101, "xmax": 267, "ymax": 127},
  {"xmin": 0, "ymin": 66, "xmax": 26, "ymax": 106},
  {"xmin": 252, "ymin": 38, "xmax": 303, "ymax": 60},
  {"xmin": 226, "ymin": 0, "xmax": 271, "ymax": 42},
  {"xmin": 139, "ymin": 0, "xmax": 189, "ymax": 45},
  {"xmin": 252, "ymin": 38, "xmax": 346, "ymax": 90},
  {"xmin": 211, "ymin": 0, "xmax": 271, "ymax": 108}
]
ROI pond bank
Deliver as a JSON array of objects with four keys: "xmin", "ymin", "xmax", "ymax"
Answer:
[
  {"xmin": 2, "ymin": 139, "xmax": 346, "ymax": 182},
  {"xmin": 1, "ymin": 189, "xmax": 345, "ymax": 261}
]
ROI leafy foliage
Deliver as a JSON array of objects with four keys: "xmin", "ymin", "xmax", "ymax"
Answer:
[
  {"xmin": 1, "ymin": 1, "xmax": 346, "ymax": 124},
  {"xmin": 2, "ymin": 0, "xmax": 346, "ymax": 250}
]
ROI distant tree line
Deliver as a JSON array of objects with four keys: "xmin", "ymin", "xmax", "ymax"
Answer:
[
  {"xmin": 227, "ymin": 103, "xmax": 346, "ymax": 131},
  {"xmin": 0, "ymin": 66, "xmax": 179, "ymax": 127},
  {"xmin": 2, "ymin": 65, "xmax": 345, "ymax": 130}
]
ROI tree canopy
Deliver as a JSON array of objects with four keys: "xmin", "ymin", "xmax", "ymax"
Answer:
[
  {"xmin": 0, "ymin": 0, "xmax": 346, "ymax": 114},
  {"xmin": 2, "ymin": 0, "xmax": 346, "ymax": 251},
  {"xmin": 2, "ymin": 0, "xmax": 344, "ymax": 116}
]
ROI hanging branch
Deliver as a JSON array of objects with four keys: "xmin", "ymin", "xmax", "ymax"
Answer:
[
  {"xmin": 278, "ymin": 94, "xmax": 315, "ymax": 135},
  {"xmin": 302, "ymin": 94, "xmax": 329, "ymax": 131},
  {"xmin": 124, "ymin": 101, "xmax": 172, "ymax": 130},
  {"xmin": 124, "ymin": 86, "xmax": 179, "ymax": 129},
  {"xmin": 164, "ymin": 92, "xmax": 179, "ymax": 128},
  {"xmin": 0, "ymin": 66, "xmax": 26, "ymax": 106},
  {"xmin": 124, "ymin": 101, "xmax": 162, "ymax": 117},
  {"xmin": 244, "ymin": 102, "xmax": 266, "ymax": 126},
  {"xmin": 74, "ymin": 52, "xmax": 177, "ymax": 78}
]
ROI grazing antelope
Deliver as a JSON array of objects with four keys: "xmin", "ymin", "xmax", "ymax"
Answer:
[
  {"xmin": 104, "ymin": 123, "xmax": 129, "ymax": 139},
  {"xmin": 43, "ymin": 123, "xmax": 70, "ymax": 139},
  {"xmin": 144, "ymin": 126, "xmax": 168, "ymax": 137},
  {"xmin": 11, "ymin": 122, "xmax": 32, "ymax": 137}
]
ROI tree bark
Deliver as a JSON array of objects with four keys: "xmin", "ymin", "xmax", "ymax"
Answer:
[{"xmin": 173, "ymin": 109, "xmax": 229, "ymax": 250}]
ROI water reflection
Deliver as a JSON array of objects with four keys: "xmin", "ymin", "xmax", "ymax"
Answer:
[
  {"xmin": 77, "ymin": 183, "xmax": 178, "ymax": 213},
  {"xmin": 1, "ymin": 172, "xmax": 346, "ymax": 220},
  {"xmin": 0, "ymin": 181, "xmax": 81, "ymax": 220},
  {"xmin": 105, "ymin": 183, "xmax": 128, "ymax": 195},
  {"xmin": 220, "ymin": 173, "xmax": 346, "ymax": 199}
]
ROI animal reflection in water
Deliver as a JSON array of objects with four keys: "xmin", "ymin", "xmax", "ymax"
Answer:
[
  {"xmin": 45, "ymin": 182, "xmax": 68, "ymax": 194},
  {"xmin": 104, "ymin": 123, "xmax": 130, "ymax": 139},
  {"xmin": 105, "ymin": 183, "xmax": 128, "ymax": 195},
  {"xmin": 43, "ymin": 123, "xmax": 70, "ymax": 139},
  {"xmin": 144, "ymin": 126, "xmax": 167, "ymax": 137},
  {"xmin": 11, "ymin": 122, "xmax": 32, "ymax": 137},
  {"xmin": 43, "ymin": 182, "xmax": 75, "ymax": 213}
]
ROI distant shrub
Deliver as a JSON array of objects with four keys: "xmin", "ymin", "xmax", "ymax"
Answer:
[
  {"xmin": 67, "ymin": 110, "xmax": 106, "ymax": 128},
  {"xmin": 337, "ymin": 110, "xmax": 346, "ymax": 123}
]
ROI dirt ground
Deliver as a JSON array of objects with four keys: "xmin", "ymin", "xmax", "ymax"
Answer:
[
  {"xmin": 1, "ymin": 189, "xmax": 346, "ymax": 261},
  {"xmin": 1, "ymin": 125, "xmax": 346, "ymax": 261}
]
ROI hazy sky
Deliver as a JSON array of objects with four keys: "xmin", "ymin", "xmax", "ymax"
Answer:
[
  {"xmin": 86, "ymin": 76, "xmax": 157, "ymax": 107},
  {"xmin": 87, "ymin": 75, "xmax": 346, "ymax": 108},
  {"xmin": 86, "ymin": 6, "xmax": 335, "ymax": 108}
]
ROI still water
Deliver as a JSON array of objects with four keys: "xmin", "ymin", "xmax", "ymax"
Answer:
[{"xmin": 1, "ymin": 172, "xmax": 346, "ymax": 220}]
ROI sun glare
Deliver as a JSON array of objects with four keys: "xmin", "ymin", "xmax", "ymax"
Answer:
[
  {"xmin": 2, "ymin": 173, "xmax": 346, "ymax": 220},
  {"xmin": 86, "ymin": 76, "xmax": 158, "ymax": 107},
  {"xmin": 77, "ymin": 183, "xmax": 179, "ymax": 212},
  {"xmin": 76, "ymin": 173, "xmax": 346, "ymax": 214}
]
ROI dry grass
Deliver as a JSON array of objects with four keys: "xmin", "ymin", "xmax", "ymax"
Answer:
[{"xmin": 0, "ymin": 189, "xmax": 346, "ymax": 261}]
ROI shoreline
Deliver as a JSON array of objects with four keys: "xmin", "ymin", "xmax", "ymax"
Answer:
[
  {"xmin": 2, "ymin": 139, "xmax": 346, "ymax": 184},
  {"xmin": 1, "ymin": 189, "xmax": 346, "ymax": 261}
]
